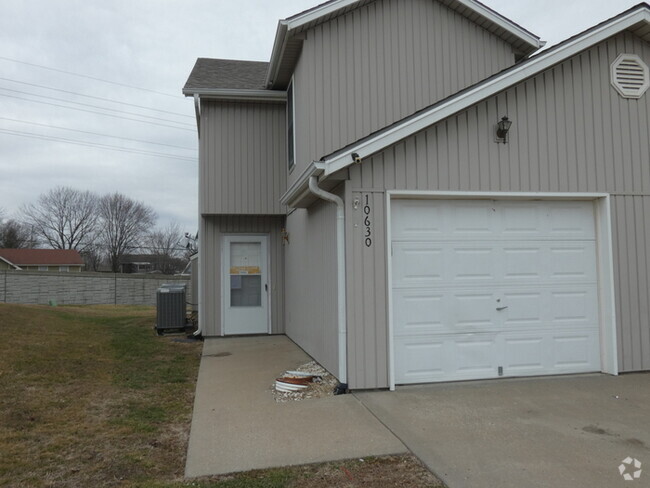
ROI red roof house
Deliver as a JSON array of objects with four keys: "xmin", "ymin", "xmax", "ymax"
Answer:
[{"xmin": 0, "ymin": 249, "xmax": 85, "ymax": 272}]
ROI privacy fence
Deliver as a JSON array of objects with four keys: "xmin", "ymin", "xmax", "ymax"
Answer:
[{"xmin": 0, "ymin": 270, "xmax": 192, "ymax": 306}]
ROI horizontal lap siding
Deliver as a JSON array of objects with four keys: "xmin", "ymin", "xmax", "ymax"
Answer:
[
  {"xmin": 290, "ymin": 0, "xmax": 516, "ymax": 186},
  {"xmin": 346, "ymin": 32, "xmax": 650, "ymax": 387},
  {"xmin": 199, "ymin": 215, "xmax": 285, "ymax": 336},
  {"xmin": 200, "ymin": 102, "xmax": 286, "ymax": 215}
]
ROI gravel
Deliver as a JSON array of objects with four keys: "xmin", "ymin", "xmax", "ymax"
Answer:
[{"xmin": 271, "ymin": 361, "xmax": 340, "ymax": 402}]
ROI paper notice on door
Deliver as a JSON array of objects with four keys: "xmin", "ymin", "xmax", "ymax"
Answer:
[{"xmin": 230, "ymin": 266, "xmax": 261, "ymax": 275}]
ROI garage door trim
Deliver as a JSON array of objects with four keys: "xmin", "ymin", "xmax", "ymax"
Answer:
[{"xmin": 385, "ymin": 191, "xmax": 618, "ymax": 390}]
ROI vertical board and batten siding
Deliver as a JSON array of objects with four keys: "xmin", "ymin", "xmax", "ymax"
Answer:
[
  {"xmin": 199, "ymin": 215, "xmax": 285, "ymax": 337},
  {"xmin": 200, "ymin": 101, "xmax": 287, "ymax": 215},
  {"xmin": 284, "ymin": 198, "xmax": 340, "ymax": 379},
  {"xmin": 290, "ymin": 0, "xmax": 516, "ymax": 186},
  {"xmin": 344, "ymin": 31, "xmax": 650, "ymax": 388}
]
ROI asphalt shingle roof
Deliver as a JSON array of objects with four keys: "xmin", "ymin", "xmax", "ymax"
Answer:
[
  {"xmin": 0, "ymin": 249, "xmax": 84, "ymax": 266},
  {"xmin": 183, "ymin": 58, "xmax": 270, "ymax": 92}
]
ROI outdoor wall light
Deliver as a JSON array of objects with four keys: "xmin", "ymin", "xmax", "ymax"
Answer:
[{"xmin": 496, "ymin": 116, "xmax": 512, "ymax": 144}]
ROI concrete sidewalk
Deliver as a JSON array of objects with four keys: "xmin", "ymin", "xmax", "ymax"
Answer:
[{"xmin": 185, "ymin": 336, "xmax": 406, "ymax": 478}]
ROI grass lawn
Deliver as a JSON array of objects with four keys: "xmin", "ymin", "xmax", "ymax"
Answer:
[{"xmin": 0, "ymin": 303, "xmax": 443, "ymax": 488}]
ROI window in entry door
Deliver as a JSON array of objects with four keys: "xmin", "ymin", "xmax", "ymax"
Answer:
[{"xmin": 229, "ymin": 242, "xmax": 262, "ymax": 307}]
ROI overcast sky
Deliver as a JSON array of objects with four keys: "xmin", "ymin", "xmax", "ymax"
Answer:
[{"xmin": 0, "ymin": 0, "xmax": 640, "ymax": 234}]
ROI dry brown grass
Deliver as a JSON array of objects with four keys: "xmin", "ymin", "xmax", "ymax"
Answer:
[
  {"xmin": 0, "ymin": 304, "xmax": 202, "ymax": 487},
  {"xmin": 0, "ymin": 304, "xmax": 444, "ymax": 488}
]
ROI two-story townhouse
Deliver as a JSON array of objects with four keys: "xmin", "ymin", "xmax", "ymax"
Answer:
[{"xmin": 184, "ymin": 0, "xmax": 650, "ymax": 390}]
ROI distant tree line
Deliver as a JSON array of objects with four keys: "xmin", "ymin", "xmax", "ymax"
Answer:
[{"xmin": 0, "ymin": 187, "xmax": 195, "ymax": 274}]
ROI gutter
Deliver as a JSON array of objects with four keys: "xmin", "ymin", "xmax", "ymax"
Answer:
[
  {"xmin": 308, "ymin": 176, "xmax": 347, "ymax": 387},
  {"xmin": 184, "ymin": 88, "xmax": 287, "ymax": 102}
]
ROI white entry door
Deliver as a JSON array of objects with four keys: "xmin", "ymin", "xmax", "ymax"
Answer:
[
  {"xmin": 222, "ymin": 235, "xmax": 269, "ymax": 335},
  {"xmin": 391, "ymin": 199, "xmax": 602, "ymax": 384}
]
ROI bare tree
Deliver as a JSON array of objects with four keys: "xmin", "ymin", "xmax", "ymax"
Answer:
[
  {"xmin": 0, "ymin": 219, "xmax": 34, "ymax": 248},
  {"xmin": 98, "ymin": 193, "xmax": 156, "ymax": 272},
  {"xmin": 146, "ymin": 222, "xmax": 185, "ymax": 274},
  {"xmin": 80, "ymin": 244, "xmax": 104, "ymax": 272},
  {"xmin": 22, "ymin": 187, "xmax": 98, "ymax": 250}
]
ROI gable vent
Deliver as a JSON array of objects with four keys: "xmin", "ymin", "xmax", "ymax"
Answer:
[{"xmin": 611, "ymin": 54, "xmax": 649, "ymax": 99}]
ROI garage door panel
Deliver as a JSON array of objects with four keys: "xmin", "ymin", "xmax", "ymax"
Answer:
[
  {"xmin": 449, "ymin": 246, "xmax": 497, "ymax": 282},
  {"xmin": 549, "ymin": 287, "xmax": 599, "ymax": 327},
  {"xmin": 391, "ymin": 200, "xmax": 446, "ymax": 240},
  {"xmin": 394, "ymin": 337, "xmax": 447, "ymax": 383},
  {"xmin": 552, "ymin": 333, "xmax": 600, "ymax": 370},
  {"xmin": 391, "ymin": 242, "xmax": 445, "ymax": 287},
  {"xmin": 393, "ymin": 289, "xmax": 444, "ymax": 335},
  {"xmin": 499, "ymin": 202, "xmax": 544, "ymax": 237},
  {"xmin": 502, "ymin": 246, "xmax": 543, "ymax": 281},
  {"xmin": 450, "ymin": 291, "xmax": 499, "ymax": 329},
  {"xmin": 500, "ymin": 291, "xmax": 543, "ymax": 326},
  {"xmin": 455, "ymin": 338, "xmax": 498, "ymax": 374},
  {"xmin": 394, "ymin": 334, "xmax": 500, "ymax": 383},
  {"xmin": 391, "ymin": 199, "xmax": 602, "ymax": 385},
  {"xmin": 546, "ymin": 202, "xmax": 596, "ymax": 237},
  {"xmin": 548, "ymin": 243, "xmax": 598, "ymax": 281},
  {"xmin": 448, "ymin": 201, "xmax": 496, "ymax": 238},
  {"xmin": 502, "ymin": 335, "xmax": 546, "ymax": 373}
]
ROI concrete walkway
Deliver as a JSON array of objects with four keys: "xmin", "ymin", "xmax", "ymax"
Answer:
[{"xmin": 185, "ymin": 336, "xmax": 406, "ymax": 478}]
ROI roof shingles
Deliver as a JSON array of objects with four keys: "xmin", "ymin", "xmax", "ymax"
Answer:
[
  {"xmin": 183, "ymin": 58, "xmax": 269, "ymax": 93},
  {"xmin": 0, "ymin": 249, "xmax": 84, "ymax": 266}
]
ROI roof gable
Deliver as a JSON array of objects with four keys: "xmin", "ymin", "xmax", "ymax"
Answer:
[
  {"xmin": 281, "ymin": 3, "xmax": 650, "ymax": 207},
  {"xmin": 0, "ymin": 249, "xmax": 85, "ymax": 266},
  {"xmin": 266, "ymin": 0, "xmax": 544, "ymax": 88}
]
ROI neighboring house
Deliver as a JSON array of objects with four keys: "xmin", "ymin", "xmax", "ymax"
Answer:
[
  {"xmin": 183, "ymin": 1, "xmax": 650, "ymax": 390},
  {"xmin": 118, "ymin": 254, "xmax": 188, "ymax": 275},
  {"xmin": 0, "ymin": 249, "xmax": 85, "ymax": 272}
]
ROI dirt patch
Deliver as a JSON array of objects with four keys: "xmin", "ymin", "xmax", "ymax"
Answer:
[
  {"xmin": 271, "ymin": 361, "xmax": 340, "ymax": 402},
  {"xmin": 204, "ymin": 454, "xmax": 445, "ymax": 488}
]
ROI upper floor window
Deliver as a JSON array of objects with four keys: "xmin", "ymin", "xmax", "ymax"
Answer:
[{"xmin": 287, "ymin": 80, "xmax": 295, "ymax": 172}]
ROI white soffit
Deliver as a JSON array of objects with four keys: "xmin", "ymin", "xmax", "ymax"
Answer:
[{"xmin": 321, "ymin": 7, "xmax": 650, "ymax": 177}]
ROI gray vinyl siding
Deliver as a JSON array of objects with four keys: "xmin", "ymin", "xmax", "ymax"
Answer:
[
  {"xmin": 199, "ymin": 215, "xmax": 285, "ymax": 337},
  {"xmin": 290, "ymin": 0, "xmax": 516, "ymax": 185},
  {"xmin": 200, "ymin": 101, "xmax": 286, "ymax": 215},
  {"xmin": 284, "ymin": 198, "xmax": 340, "ymax": 380},
  {"xmin": 344, "ymin": 31, "xmax": 650, "ymax": 388}
]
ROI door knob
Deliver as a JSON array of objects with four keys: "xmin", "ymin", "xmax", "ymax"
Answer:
[{"xmin": 496, "ymin": 306, "xmax": 508, "ymax": 311}]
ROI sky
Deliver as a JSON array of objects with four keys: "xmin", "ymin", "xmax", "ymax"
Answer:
[{"xmin": 0, "ymin": 0, "xmax": 641, "ymax": 235}]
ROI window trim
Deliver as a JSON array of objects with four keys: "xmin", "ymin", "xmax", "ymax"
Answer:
[{"xmin": 287, "ymin": 77, "xmax": 296, "ymax": 173}]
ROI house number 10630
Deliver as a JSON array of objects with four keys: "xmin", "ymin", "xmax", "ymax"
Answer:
[{"xmin": 364, "ymin": 194, "xmax": 372, "ymax": 247}]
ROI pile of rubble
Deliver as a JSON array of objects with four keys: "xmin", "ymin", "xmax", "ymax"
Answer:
[{"xmin": 271, "ymin": 360, "xmax": 339, "ymax": 402}]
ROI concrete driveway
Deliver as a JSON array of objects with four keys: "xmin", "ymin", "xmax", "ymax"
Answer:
[{"xmin": 355, "ymin": 373, "xmax": 650, "ymax": 488}]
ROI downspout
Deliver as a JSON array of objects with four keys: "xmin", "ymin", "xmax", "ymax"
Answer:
[
  {"xmin": 308, "ymin": 176, "xmax": 347, "ymax": 387},
  {"xmin": 193, "ymin": 93, "xmax": 202, "ymax": 338}
]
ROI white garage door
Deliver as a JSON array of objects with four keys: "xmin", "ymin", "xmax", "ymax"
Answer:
[{"xmin": 391, "ymin": 199, "xmax": 602, "ymax": 384}]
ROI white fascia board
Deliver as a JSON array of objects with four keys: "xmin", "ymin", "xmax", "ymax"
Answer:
[
  {"xmin": 455, "ymin": 0, "xmax": 542, "ymax": 51},
  {"xmin": 322, "ymin": 8, "xmax": 650, "ymax": 177},
  {"xmin": 279, "ymin": 161, "xmax": 325, "ymax": 206},
  {"xmin": 183, "ymin": 88, "xmax": 286, "ymax": 102},
  {"xmin": 265, "ymin": 21, "xmax": 289, "ymax": 87},
  {"xmin": 284, "ymin": 0, "xmax": 360, "ymax": 29}
]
